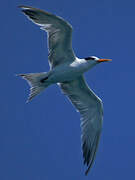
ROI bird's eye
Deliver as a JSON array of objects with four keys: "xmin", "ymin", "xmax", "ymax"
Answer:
[{"xmin": 85, "ymin": 57, "xmax": 95, "ymax": 60}]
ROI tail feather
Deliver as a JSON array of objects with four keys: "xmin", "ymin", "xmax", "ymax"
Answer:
[{"xmin": 17, "ymin": 72, "xmax": 49, "ymax": 102}]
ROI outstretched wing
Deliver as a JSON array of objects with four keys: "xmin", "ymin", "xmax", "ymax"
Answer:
[
  {"xmin": 59, "ymin": 76, "xmax": 103, "ymax": 175},
  {"xmin": 19, "ymin": 6, "xmax": 75, "ymax": 69}
]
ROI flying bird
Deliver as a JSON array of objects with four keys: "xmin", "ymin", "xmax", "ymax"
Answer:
[{"xmin": 18, "ymin": 5, "xmax": 111, "ymax": 175}]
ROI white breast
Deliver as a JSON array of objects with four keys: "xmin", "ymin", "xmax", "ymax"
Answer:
[{"xmin": 48, "ymin": 58, "xmax": 93, "ymax": 83}]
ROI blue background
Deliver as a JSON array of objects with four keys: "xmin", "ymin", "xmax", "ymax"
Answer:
[{"xmin": 1, "ymin": 0, "xmax": 135, "ymax": 179}]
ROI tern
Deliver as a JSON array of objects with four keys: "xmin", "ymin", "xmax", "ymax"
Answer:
[{"xmin": 18, "ymin": 5, "xmax": 111, "ymax": 175}]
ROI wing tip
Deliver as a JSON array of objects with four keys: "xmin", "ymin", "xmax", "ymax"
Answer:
[
  {"xmin": 18, "ymin": 5, "xmax": 32, "ymax": 9},
  {"xmin": 85, "ymin": 166, "xmax": 90, "ymax": 176},
  {"xmin": 85, "ymin": 161, "xmax": 93, "ymax": 176},
  {"xmin": 83, "ymin": 131, "xmax": 101, "ymax": 175}
]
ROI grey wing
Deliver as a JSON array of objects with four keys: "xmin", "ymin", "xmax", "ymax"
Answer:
[
  {"xmin": 59, "ymin": 76, "xmax": 103, "ymax": 175},
  {"xmin": 19, "ymin": 6, "xmax": 75, "ymax": 69}
]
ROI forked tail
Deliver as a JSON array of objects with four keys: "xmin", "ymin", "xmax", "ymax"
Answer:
[{"xmin": 17, "ymin": 72, "xmax": 50, "ymax": 102}]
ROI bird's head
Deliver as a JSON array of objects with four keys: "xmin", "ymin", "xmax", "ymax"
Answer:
[{"xmin": 84, "ymin": 56, "xmax": 112, "ymax": 65}]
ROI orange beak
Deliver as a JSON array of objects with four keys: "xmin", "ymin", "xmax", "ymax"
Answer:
[{"xmin": 98, "ymin": 59, "xmax": 112, "ymax": 62}]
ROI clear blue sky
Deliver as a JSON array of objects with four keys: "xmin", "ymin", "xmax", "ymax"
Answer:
[{"xmin": 1, "ymin": 0, "xmax": 135, "ymax": 179}]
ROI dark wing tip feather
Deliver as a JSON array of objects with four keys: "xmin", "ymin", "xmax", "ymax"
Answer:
[
  {"xmin": 18, "ymin": 5, "xmax": 51, "ymax": 16},
  {"xmin": 18, "ymin": 6, "xmax": 40, "ymax": 22},
  {"xmin": 21, "ymin": 9, "xmax": 38, "ymax": 20},
  {"xmin": 83, "ymin": 132, "xmax": 101, "ymax": 175},
  {"xmin": 18, "ymin": 5, "xmax": 32, "ymax": 9},
  {"xmin": 18, "ymin": 5, "xmax": 53, "ymax": 23},
  {"xmin": 82, "ymin": 141, "xmax": 91, "ymax": 166},
  {"xmin": 85, "ymin": 151, "xmax": 95, "ymax": 176}
]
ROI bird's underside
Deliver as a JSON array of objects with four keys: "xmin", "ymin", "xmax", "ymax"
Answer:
[{"xmin": 18, "ymin": 5, "xmax": 104, "ymax": 175}]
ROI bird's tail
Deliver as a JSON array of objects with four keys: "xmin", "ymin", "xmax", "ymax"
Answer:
[{"xmin": 17, "ymin": 72, "xmax": 50, "ymax": 102}]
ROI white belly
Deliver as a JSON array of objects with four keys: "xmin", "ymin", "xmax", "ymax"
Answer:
[{"xmin": 48, "ymin": 60, "xmax": 91, "ymax": 83}]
